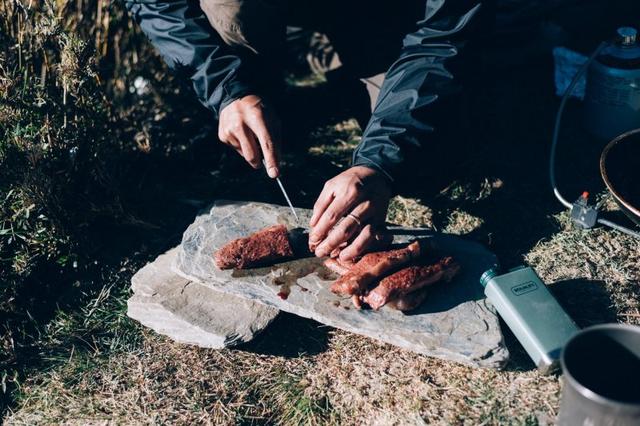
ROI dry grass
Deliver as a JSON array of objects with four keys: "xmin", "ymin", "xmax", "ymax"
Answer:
[
  {"xmin": 527, "ymin": 212, "xmax": 640, "ymax": 326},
  {"xmin": 6, "ymin": 329, "xmax": 334, "ymax": 425},
  {"xmin": 5, "ymin": 325, "xmax": 561, "ymax": 425},
  {"xmin": 443, "ymin": 209, "xmax": 484, "ymax": 235},
  {"xmin": 307, "ymin": 119, "xmax": 362, "ymax": 168},
  {"xmin": 305, "ymin": 331, "xmax": 559, "ymax": 425},
  {"xmin": 387, "ymin": 196, "xmax": 434, "ymax": 229}
]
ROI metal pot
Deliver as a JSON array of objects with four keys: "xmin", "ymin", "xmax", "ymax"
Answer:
[{"xmin": 600, "ymin": 128, "xmax": 640, "ymax": 226}]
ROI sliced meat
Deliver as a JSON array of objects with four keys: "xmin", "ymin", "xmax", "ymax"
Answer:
[
  {"xmin": 330, "ymin": 241, "xmax": 421, "ymax": 296},
  {"xmin": 323, "ymin": 258, "xmax": 354, "ymax": 276},
  {"xmin": 349, "ymin": 289, "xmax": 427, "ymax": 311},
  {"xmin": 214, "ymin": 224, "xmax": 294, "ymax": 270},
  {"xmin": 363, "ymin": 257, "xmax": 460, "ymax": 310},
  {"xmin": 386, "ymin": 287, "xmax": 430, "ymax": 312}
]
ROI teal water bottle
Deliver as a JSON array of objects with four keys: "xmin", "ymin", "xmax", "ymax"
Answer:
[{"xmin": 480, "ymin": 266, "xmax": 579, "ymax": 374}]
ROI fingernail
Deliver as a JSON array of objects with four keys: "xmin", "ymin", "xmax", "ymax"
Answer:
[{"xmin": 267, "ymin": 167, "xmax": 278, "ymax": 178}]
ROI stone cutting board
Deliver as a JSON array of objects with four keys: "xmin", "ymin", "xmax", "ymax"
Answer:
[
  {"xmin": 174, "ymin": 201, "xmax": 509, "ymax": 368},
  {"xmin": 128, "ymin": 247, "xmax": 279, "ymax": 348}
]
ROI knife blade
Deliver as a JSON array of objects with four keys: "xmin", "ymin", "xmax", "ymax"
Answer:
[{"xmin": 263, "ymin": 159, "xmax": 299, "ymax": 222}]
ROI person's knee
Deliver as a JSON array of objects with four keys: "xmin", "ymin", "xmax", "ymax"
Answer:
[
  {"xmin": 200, "ymin": 0, "xmax": 250, "ymax": 48},
  {"xmin": 199, "ymin": 0, "xmax": 283, "ymax": 54}
]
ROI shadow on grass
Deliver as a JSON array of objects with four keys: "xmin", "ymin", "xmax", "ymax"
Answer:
[
  {"xmin": 238, "ymin": 313, "xmax": 331, "ymax": 358},
  {"xmin": 501, "ymin": 278, "xmax": 616, "ymax": 372},
  {"xmin": 551, "ymin": 278, "xmax": 617, "ymax": 327}
]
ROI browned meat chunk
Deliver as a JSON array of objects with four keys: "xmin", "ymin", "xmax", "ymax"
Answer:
[
  {"xmin": 323, "ymin": 258, "xmax": 355, "ymax": 275},
  {"xmin": 363, "ymin": 257, "xmax": 460, "ymax": 310},
  {"xmin": 330, "ymin": 241, "xmax": 421, "ymax": 296},
  {"xmin": 386, "ymin": 287, "xmax": 430, "ymax": 312},
  {"xmin": 214, "ymin": 224, "xmax": 294, "ymax": 270}
]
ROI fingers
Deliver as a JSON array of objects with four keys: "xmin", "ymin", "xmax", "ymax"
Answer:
[
  {"xmin": 314, "ymin": 200, "xmax": 372, "ymax": 258},
  {"xmin": 329, "ymin": 242, "xmax": 347, "ymax": 259},
  {"xmin": 222, "ymin": 133, "xmax": 242, "ymax": 155},
  {"xmin": 218, "ymin": 120, "xmax": 260, "ymax": 168},
  {"xmin": 339, "ymin": 225, "xmax": 391, "ymax": 261},
  {"xmin": 308, "ymin": 186, "xmax": 335, "ymax": 252},
  {"xmin": 310, "ymin": 184, "xmax": 334, "ymax": 228},
  {"xmin": 246, "ymin": 110, "xmax": 280, "ymax": 178},
  {"xmin": 218, "ymin": 95, "xmax": 280, "ymax": 174},
  {"xmin": 315, "ymin": 217, "xmax": 360, "ymax": 257},
  {"xmin": 338, "ymin": 224, "xmax": 376, "ymax": 261},
  {"xmin": 235, "ymin": 123, "xmax": 261, "ymax": 169},
  {"xmin": 309, "ymin": 187, "xmax": 362, "ymax": 249}
]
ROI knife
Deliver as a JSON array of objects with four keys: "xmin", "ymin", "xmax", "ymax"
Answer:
[{"xmin": 263, "ymin": 159, "xmax": 299, "ymax": 222}]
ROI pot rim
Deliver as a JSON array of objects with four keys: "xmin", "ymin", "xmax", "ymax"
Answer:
[{"xmin": 600, "ymin": 128, "xmax": 640, "ymax": 220}]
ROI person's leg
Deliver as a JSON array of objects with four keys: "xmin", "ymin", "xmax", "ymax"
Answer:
[
  {"xmin": 361, "ymin": 73, "xmax": 385, "ymax": 112},
  {"xmin": 199, "ymin": 0, "xmax": 285, "ymax": 55}
]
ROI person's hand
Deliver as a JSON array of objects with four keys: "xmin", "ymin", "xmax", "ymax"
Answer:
[
  {"xmin": 309, "ymin": 166, "xmax": 393, "ymax": 261},
  {"xmin": 218, "ymin": 94, "xmax": 281, "ymax": 178}
]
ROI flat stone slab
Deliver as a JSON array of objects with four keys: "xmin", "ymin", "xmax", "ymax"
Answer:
[
  {"xmin": 128, "ymin": 247, "xmax": 279, "ymax": 348},
  {"xmin": 174, "ymin": 201, "xmax": 509, "ymax": 368}
]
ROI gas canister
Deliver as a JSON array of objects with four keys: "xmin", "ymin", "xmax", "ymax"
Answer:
[{"xmin": 584, "ymin": 27, "xmax": 640, "ymax": 140}]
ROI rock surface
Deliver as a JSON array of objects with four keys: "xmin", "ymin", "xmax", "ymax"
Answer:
[
  {"xmin": 174, "ymin": 201, "xmax": 510, "ymax": 368},
  {"xmin": 128, "ymin": 247, "xmax": 279, "ymax": 348}
]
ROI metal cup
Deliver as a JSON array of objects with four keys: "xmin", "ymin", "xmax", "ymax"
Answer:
[{"xmin": 557, "ymin": 324, "xmax": 640, "ymax": 425}]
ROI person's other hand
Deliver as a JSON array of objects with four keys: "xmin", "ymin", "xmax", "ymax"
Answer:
[
  {"xmin": 218, "ymin": 94, "xmax": 281, "ymax": 177},
  {"xmin": 309, "ymin": 166, "xmax": 393, "ymax": 261}
]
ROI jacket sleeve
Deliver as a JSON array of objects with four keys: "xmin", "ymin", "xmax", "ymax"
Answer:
[
  {"xmin": 125, "ymin": 0, "xmax": 252, "ymax": 118},
  {"xmin": 352, "ymin": 1, "xmax": 482, "ymax": 189}
]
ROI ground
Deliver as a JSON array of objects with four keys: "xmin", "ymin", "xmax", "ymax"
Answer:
[{"xmin": 2, "ymin": 2, "xmax": 639, "ymax": 425}]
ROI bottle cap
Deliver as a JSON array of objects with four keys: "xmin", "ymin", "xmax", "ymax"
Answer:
[
  {"xmin": 617, "ymin": 27, "xmax": 637, "ymax": 46},
  {"xmin": 480, "ymin": 268, "xmax": 497, "ymax": 288}
]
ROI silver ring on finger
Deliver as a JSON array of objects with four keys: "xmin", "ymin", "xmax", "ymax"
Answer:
[{"xmin": 347, "ymin": 213, "xmax": 362, "ymax": 227}]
